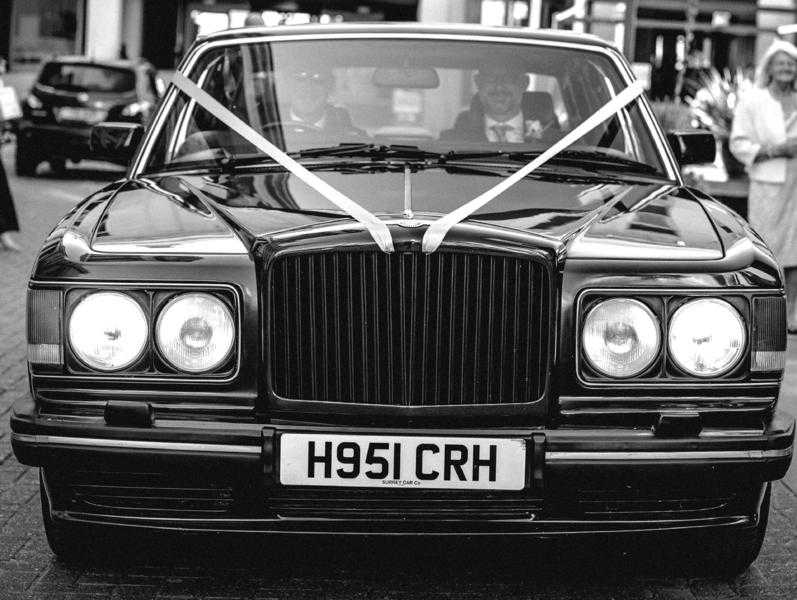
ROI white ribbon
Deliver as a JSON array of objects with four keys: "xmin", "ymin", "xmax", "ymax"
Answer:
[
  {"xmin": 170, "ymin": 72, "xmax": 395, "ymax": 253},
  {"xmin": 171, "ymin": 71, "xmax": 645, "ymax": 256},
  {"xmin": 421, "ymin": 80, "xmax": 647, "ymax": 253}
]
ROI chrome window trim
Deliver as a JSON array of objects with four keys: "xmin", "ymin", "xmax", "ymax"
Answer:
[
  {"xmin": 130, "ymin": 32, "xmax": 679, "ymax": 182},
  {"xmin": 28, "ymin": 280, "xmax": 243, "ymax": 384}
]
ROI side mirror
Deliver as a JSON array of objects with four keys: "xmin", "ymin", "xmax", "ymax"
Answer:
[
  {"xmin": 90, "ymin": 122, "xmax": 144, "ymax": 164},
  {"xmin": 666, "ymin": 130, "xmax": 716, "ymax": 166}
]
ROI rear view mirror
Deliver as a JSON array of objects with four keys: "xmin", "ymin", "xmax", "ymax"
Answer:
[
  {"xmin": 372, "ymin": 67, "xmax": 440, "ymax": 89},
  {"xmin": 666, "ymin": 130, "xmax": 716, "ymax": 166},
  {"xmin": 90, "ymin": 122, "xmax": 144, "ymax": 164}
]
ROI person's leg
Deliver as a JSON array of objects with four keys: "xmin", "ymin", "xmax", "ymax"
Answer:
[
  {"xmin": 0, "ymin": 231, "xmax": 19, "ymax": 250},
  {"xmin": 0, "ymin": 154, "xmax": 20, "ymax": 251},
  {"xmin": 787, "ymin": 267, "xmax": 797, "ymax": 331}
]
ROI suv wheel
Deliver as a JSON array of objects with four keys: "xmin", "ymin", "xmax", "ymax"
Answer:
[{"xmin": 15, "ymin": 142, "xmax": 38, "ymax": 176}]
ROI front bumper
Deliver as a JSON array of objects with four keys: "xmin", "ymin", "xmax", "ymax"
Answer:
[
  {"xmin": 11, "ymin": 402, "xmax": 794, "ymax": 536},
  {"xmin": 17, "ymin": 121, "xmax": 92, "ymax": 158}
]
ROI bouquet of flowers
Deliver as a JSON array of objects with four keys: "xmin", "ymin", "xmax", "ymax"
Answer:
[
  {"xmin": 687, "ymin": 68, "xmax": 753, "ymax": 177},
  {"xmin": 686, "ymin": 67, "xmax": 752, "ymax": 139}
]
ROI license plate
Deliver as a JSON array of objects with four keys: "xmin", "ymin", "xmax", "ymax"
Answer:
[
  {"xmin": 279, "ymin": 434, "xmax": 526, "ymax": 490},
  {"xmin": 56, "ymin": 107, "xmax": 106, "ymax": 123}
]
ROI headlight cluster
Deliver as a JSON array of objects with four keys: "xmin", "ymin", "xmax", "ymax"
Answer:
[
  {"xmin": 68, "ymin": 292, "xmax": 148, "ymax": 371},
  {"xmin": 582, "ymin": 297, "xmax": 746, "ymax": 379},
  {"xmin": 668, "ymin": 298, "xmax": 746, "ymax": 377},
  {"xmin": 68, "ymin": 291, "xmax": 234, "ymax": 373},
  {"xmin": 156, "ymin": 293, "xmax": 235, "ymax": 373}
]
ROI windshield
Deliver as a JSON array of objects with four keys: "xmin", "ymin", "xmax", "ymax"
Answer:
[
  {"xmin": 144, "ymin": 38, "xmax": 666, "ymax": 178},
  {"xmin": 38, "ymin": 63, "xmax": 135, "ymax": 93}
]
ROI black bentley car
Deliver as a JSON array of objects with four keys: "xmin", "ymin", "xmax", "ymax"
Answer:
[
  {"xmin": 11, "ymin": 25, "xmax": 794, "ymax": 574},
  {"xmin": 15, "ymin": 56, "xmax": 163, "ymax": 175}
]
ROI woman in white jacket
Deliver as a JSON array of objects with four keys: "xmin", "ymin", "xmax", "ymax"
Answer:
[{"xmin": 731, "ymin": 40, "xmax": 797, "ymax": 330}]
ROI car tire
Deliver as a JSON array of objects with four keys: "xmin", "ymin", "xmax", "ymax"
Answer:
[
  {"xmin": 15, "ymin": 142, "xmax": 38, "ymax": 176},
  {"xmin": 40, "ymin": 472, "xmax": 114, "ymax": 562},
  {"xmin": 694, "ymin": 483, "xmax": 771, "ymax": 577}
]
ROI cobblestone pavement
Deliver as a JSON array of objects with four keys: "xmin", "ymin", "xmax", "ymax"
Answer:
[{"xmin": 0, "ymin": 144, "xmax": 795, "ymax": 599}]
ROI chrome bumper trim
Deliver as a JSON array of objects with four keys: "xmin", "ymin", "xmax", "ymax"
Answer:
[
  {"xmin": 12, "ymin": 434, "xmax": 261, "ymax": 454},
  {"xmin": 546, "ymin": 448, "xmax": 792, "ymax": 462},
  {"xmin": 14, "ymin": 433, "xmax": 791, "ymax": 462}
]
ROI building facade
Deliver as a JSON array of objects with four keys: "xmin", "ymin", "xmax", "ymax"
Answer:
[
  {"xmin": 2, "ymin": 0, "xmax": 796, "ymax": 99},
  {"xmin": 550, "ymin": 1, "xmax": 797, "ymax": 99},
  {"xmin": 0, "ymin": 1, "xmax": 565, "ymax": 74}
]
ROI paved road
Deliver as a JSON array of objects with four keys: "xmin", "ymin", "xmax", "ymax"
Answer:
[{"xmin": 0, "ymin": 144, "xmax": 795, "ymax": 599}]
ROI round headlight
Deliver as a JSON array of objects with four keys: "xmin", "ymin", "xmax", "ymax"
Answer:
[
  {"xmin": 582, "ymin": 298, "xmax": 660, "ymax": 378},
  {"xmin": 668, "ymin": 298, "xmax": 746, "ymax": 377},
  {"xmin": 68, "ymin": 292, "xmax": 148, "ymax": 371},
  {"xmin": 155, "ymin": 293, "xmax": 234, "ymax": 373}
]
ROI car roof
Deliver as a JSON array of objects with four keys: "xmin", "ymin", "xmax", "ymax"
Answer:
[
  {"xmin": 200, "ymin": 22, "xmax": 612, "ymax": 49},
  {"xmin": 43, "ymin": 56, "xmax": 147, "ymax": 70}
]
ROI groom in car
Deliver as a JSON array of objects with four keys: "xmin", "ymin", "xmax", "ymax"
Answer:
[
  {"xmin": 440, "ymin": 60, "xmax": 560, "ymax": 143},
  {"xmin": 280, "ymin": 66, "xmax": 362, "ymax": 138}
]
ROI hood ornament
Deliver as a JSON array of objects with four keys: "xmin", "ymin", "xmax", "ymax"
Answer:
[{"xmin": 399, "ymin": 163, "xmax": 423, "ymax": 227}]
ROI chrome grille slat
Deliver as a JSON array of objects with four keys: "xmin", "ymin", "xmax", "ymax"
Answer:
[{"xmin": 268, "ymin": 250, "xmax": 550, "ymax": 407}]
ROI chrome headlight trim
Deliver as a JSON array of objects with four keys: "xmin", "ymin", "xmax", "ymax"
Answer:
[
  {"xmin": 155, "ymin": 292, "xmax": 236, "ymax": 374},
  {"xmin": 581, "ymin": 297, "xmax": 661, "ymax": 379},
  {"xmin": 668, "ymin": 297, "xmax": 747, "ymax": 378},
  {"xmin": 67, "ymin": 291, "xmax": 149, "ymax": 372}
]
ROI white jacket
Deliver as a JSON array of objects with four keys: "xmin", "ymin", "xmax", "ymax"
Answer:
[{"xmin": 730, "ymin": 87, "xmax": 791, "ymax": 183}]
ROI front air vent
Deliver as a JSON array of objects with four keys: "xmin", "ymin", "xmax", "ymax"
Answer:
[{"xmin": 52, "ymin": 470, "xmax": 236, "ymax": 518}]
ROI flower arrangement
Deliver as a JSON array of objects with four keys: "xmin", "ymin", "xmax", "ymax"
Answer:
[
  {"xmin": 686, "ymin": 67, "xmax": 753, "ymax": 138},
  {"xmin": 686, "ymin": 68, "xmax": 754, "ymax": 177}
]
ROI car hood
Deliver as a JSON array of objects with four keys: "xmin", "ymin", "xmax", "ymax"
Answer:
[{"xmin": 91, "ymin": 170, "xmax": 724, "ymax": 260}]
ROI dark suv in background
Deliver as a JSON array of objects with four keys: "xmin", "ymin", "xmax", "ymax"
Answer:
[{"xmin": 15, "ymin": 56, "xmax": 163, "ymax": 176}]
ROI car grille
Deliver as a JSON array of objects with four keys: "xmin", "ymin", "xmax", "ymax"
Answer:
[
  {"xmin": 267, "ymin": 249, "xmax": 551, "ymax": 406},
  {"xmin": 268, "ymin": 488, "xmax": 543, "ymax": 520}
]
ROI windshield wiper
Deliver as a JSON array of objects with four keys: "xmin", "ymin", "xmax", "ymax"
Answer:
[
  {"xmin": 443, "ymin": 148, "xmax": 661, "ymax": 175},
  {"xmin": 551, "ymin": 149, "xmax": 660, "ymax": 174},
  {"xmin": 441, "ymin": 150, "xmax": 515, "ymax": 161},
  {"xmin": 295, "ymin": 143, "xmax": 441, "ymax": 160}
]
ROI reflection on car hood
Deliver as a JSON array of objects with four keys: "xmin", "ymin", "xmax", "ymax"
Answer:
[{"xmin": 90, "ymin": 170, "xmax": 723, "ymax": 260}]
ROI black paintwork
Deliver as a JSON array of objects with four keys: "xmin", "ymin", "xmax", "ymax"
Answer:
[
  {"xmin": 25, "ymin": 168, "xmax": 783, "ymax": 427},
  {"xmin": 666, "ymin": 130, "xmax": 716, "ymax": 166},
  {"xmin": 11, "ymin": 26, "xmax": 794, "ymax": 541}
]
